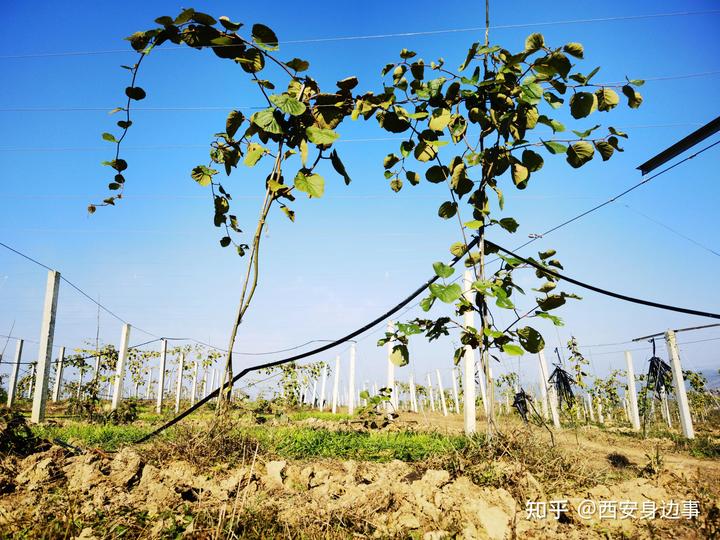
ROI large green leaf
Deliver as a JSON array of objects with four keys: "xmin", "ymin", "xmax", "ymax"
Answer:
[
  {"xmin": 595, "ymin": 141, "xmax": 614, "ymax": 161},
  {"xmin": 518, "ymin": 326, "xmax": 545, "ymax": 353},
  {"xmin": 391, "ymin": 344, "xmax": 410, "ymax": 367},
  {"xmin": 243, "ymin": 143, "xmax": 265, "ymax": 167},
  {"xmin": 521, "ymin": 149, "xmax": 544, "ymax": 172},
  {"xmin": 226, "ymin": 110, "xmax": 244, "ymax": 138},
  {"xmin": 595, "ymin": 88, "xmax": 619, "ymax": 112},
  {"xmin": 525, "ymin": 33, "xmax": 544, "ymax": 53},
  {"xmin": 251, "ymin": 23, "xmax": 279, "ymax": 51},
  {"xmin": 251, "ymin": 108, "xmax": 283, "ymax": 134},
  {"xmin": 502, "ymin": 344, "xmax": 524, "ymax": 356},
  {"xmin": 432, "ymin": 261, "xmax": 455, "ymax": 279},
  {"xmin": 542, "ymin": 140, "xmax": 568, "ymax": 154},
  {"xmin": 438, "ymin": 201, "xmax": 458, "ymax": 219},
  {"xmin": 330, "ymin": 150, "xmax": 351, "ymax": 185},
  {"xmin": 294, "ymin": 171, "xmax": 324, "ymax": 198},
  {"xmin": 269, "ymin": 93, "xmax": 306, "ymax": 116},
  {"xmin": 191, "ymin": 165, "xmax": 217, "ymax": 186},
  {"xmin": 511, "ymin": 163, "xmax": 529, "ymax": 188},
  {"xmin": 563, "ymin": 42, "xmax": 584, "ymax": 58},
  {"xmin": 566, "ymin": 141, "xmax": 595, "ymax": 168},
  {"xmin": 622, "ymin": 85, "xmax": 643, "ymax": 108},
  {"xmin": 429, "ymin": 283, "xmax": 463, "ymax": 303},
  {"xmin": 569, "ymin": 92, "xmax": 597, "ymax": 119},
  {"xmin": 306, "ymin": 126, "xmax": 339, "ymax": 145}
]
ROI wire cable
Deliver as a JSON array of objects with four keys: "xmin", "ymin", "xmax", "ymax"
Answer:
[{"xmin": 487, "ymin": 240, "xmax": 720, "ymax": 320}]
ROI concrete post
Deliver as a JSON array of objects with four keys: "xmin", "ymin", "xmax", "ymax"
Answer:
[
  {"xmin": 110, "ymin": 323, "xmax": 131, "ymax": 411},
  {"xmin": 660, "ymin": 387, "xmax": 672, "ymax": 428},
  {"xmin": 462, "ymin": 270, "xmax": 477, "ymax": 433},
  {"xmin": 319, "ymin": 364, "xmax": 328, "ymax": 411},
  {"xmin": 348, "ymin": 345, "xmax": 356, "ymax": 415},
  {"xmin": 436, "ymin": 369, "xmax": 448, "ymax": 416},
  {"xmin": 426, "ymin": 373, "xmax": 436, "ymax": 412},
  {"xmin": 409, "ymin": 374, "xmax": 418, "ymax": 412},
  {"xmin": 331, "ymin": 355, "xmax": 340, "ymax": 414},
  {"xmin": 7, "ymin": 339, "xmax": 23, "ymax": 407},
  {"xmin": 538, "ymin": 350, "xmax": 560, "ymax": 429},
  {"xmin": 31, "ymin": 270, "xmax": 61, "ymax": 424},
  {"xmin": 624, "ymin": 351, "xmax": 641, "ymax": 430},
  {"xmin": 190, "ymin": 360, "xmax": 198, "ymax": 406},
  {"xmin": 587, "ymin": 393, "xmax": 595, "ymax": 422},
  {"xmin": 665, "ymin": 329, "xmax": 694, "ymax": 439},
  {"xmin": 451, "ymin": 367, "xmax": 460, "ymax": 414},
  {"xmin": 538, "ymin": 357, "xmax": 549, "ymax": 421},
  {"xmin": 28, "ymin": 364, "xmax": 35, "ymax": 398},
  {"xmin": 51, "ymin": 346, "xmax": 65, "ymax": 402},
  {"xmin": 156, "ymin": 339, "xmax": 167, "ymax": 414},
  {"xmin": 175, "ymin": 353, "xmax": 185, "ymax": 414},
  {"xmin": 145, "ymin": 368, "xmax": 153, "ymax": 400},
  {"xmin": 386, "ymin": 321, "xmax": 396, "ymax": 411}
]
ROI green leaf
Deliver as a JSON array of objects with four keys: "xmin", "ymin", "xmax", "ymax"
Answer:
[
  {"xmin": 426, "ymin": 165, "xmax": 449, "ymax": 183},
  {"xmin": 413, "ymin": 141, "xmax": 437, "ymax": 162},
  {"xmin": 569, "ymin": 92, "xmax": 597, "ymax": 119},
  {"xmin": 498, "ymin": 217, "xmax": 519, "ymax": 233},
  {"xmin": 390, "ymin": 344, "xmax": 410, "ymax": 367},
  {"xmin": 191, "ymin": 165, "xmax": 217, "ymax": 187},
  {"xmin": 269, "ymin": 93, "xmax": 306, "ymax": 116},
  {"xmin": 595, "ymin": 141, "xmax": 614, "ymax": 161},
  {"xmin": 538, "ymin": 249, "xmax": 556, "ymax": 260},
  {"xmin": 520, "ymin": 83, "xmax": 543, "ymax": 105},
  {"xmin": 563, "ymin": 42, "xmax": 584, "ymax": 58},
  {"xmin": 543, "ymin": 92, "xmax": 564, "ymax": 109},
  {"xmin": 125, "ymin": 87, "xmax": 146, "ymax": 101},
  {"xmin": 218, "ymin": 15, "xmax": 243, "ymax": 31},
  {"xmin": 236, "ymin": 49, "xmax": 265, "ymax": 73},
  {"xmin": 359, "ymin": 390, "xmax": 370, "ymax": 400},
  {"xmin": 251, "ymin": 108, "xmax": 283, "ymax": 134},
  {"xmin": 521, "ymin": 149, "xmax": 544, "ymax": 172},
  {"xmin": 432, "ymin": 261, "xmax": 455, "ymax": 279},
  {"xmin": 281, "ymin": 206, "xmax": 295, "ymax": 222},
  {"xmin": 535, "ymin": 311, "xmax": 564, "ymax": 326},
  {"xmin": 420, "ymin": 295, "xmax": 435, "ymax": 312},
  {"xmin": 384, "ymin": 153, "xmax": 400, "ymax": 169},
  {"xmin": 251, "ymin": 23, "xmax": 279, "ymax": 51},
  {"xmin": 294, "ymin": 172, "xmax": 324, "ymax": 198},
  {"xmin": 537, "ymin": 294, "xmax": 566, "ymax": 311},
  {"xmin": 219, "ymin": 236, "xmax": 232, "ymax": 248},
  {"xmin": 542, "ymin": 140, "xmax": 568, "ymax": 154},
  {"xmin": 306, "ymin": 126, "xmax": 339, "ymax": 145},
  {"xmin": 406, "ymin": 171, "xmax": 420, "ymax": 185},
  {"xmin": 622, "ymin": 85, "xmax": 643, "ymax": 108},
  {"xmin": 390, "ymin": 178, "xmax": 403, "ymax": 192},
  {"xmin": 429, "ymin": 108, "xmax": 451, "ymax": 131},
  {"xmin": 101, "ymin": 132, "xmax": 117, "ymax": 143},
  {"xmin": 537, "ymin": 115, "xmax": 565, "ymax": 133},
  {"xmin": 595, "ymin": 88, "xmax": 619, "ymax": 112},
  {"xmin": 429, "ymin": 283, "xmax": 463, "ymax": 303},
  {"xmin": 464, "ymin": 220, "xmax": 483, "ymax": 230},
  {"xmin": 566, "ymin": 141, "xmax": 595, "ymax": 168},
  {"xmin": 438, "ymin": 201, "xmax": 458, "ymax": 219},
  {"xmin": 226, "ymin": 110, "xmax": 244, "ymax": 138},
  {"xmin": 525, "ymin": 33, "xmax": 545, "ymax": 53},
  {"xmin": 517, "ymin": 326, "xmax": 545, "ymax": 353},
  {"xmin": 285, "ymin": 57, "xmax": 309, "ymax": 72},
  {"xmin": 244, "ymin": 143, "xmax": 265, "ymax": 167},
  {"xmin": 511, "ymin": 162, "xmax": 529, "ymax": 189},
  {"xmin": 191, "ymin": 11, "xmax": 217, "ymax": 25},
  {"xmin": 502, "ymin": 344, "xmax": 524, "ymax": 356},
  {"xmin": 330, "ymin": 150, "xmax": 351, "ymax": 185}
]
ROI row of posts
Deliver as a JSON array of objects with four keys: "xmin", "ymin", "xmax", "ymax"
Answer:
[{"xmin": 5, "ymin": 270, "xmax": 696, "ymax": 439}]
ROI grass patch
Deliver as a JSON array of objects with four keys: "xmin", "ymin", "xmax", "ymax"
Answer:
[
  {"xmin": 289, "ymin": 411, "xmax": 351, "ymax": 422},
  {"xmin": 249, "ymin": 426, "xmax": 467, "ymax": 462},
  {"xmin": 32, "ymin": 422, "xmax": 152, "ymax": 451}
]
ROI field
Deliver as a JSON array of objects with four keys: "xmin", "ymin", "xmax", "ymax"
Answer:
[{"xmin": 1, "ymin": 399, "xmax": 719, "ymax": 539}]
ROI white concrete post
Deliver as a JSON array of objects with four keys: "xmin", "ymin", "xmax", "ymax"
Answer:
[
  {"xmin": 175, "ymin": 353, "xmax": 185, "ymax": 413},
  {"xmin": 145, "ymin": 368, "xmax": 153, "ymax": 400},
  {"xmin": 597, "ymin": 399, "xmax": 605, "ymax": 424},
  {"xmin": 538, "ymin": 358, "xmax": 549, "ymax": 421},
  {"xmin": 156, "ymin": 340, "xmax": 167, "ymax": 413},
  {"xmin": 436, "ymin": 369, "xmax": 448, "ymax": 416},
  {"xmin": 28, "ymin": 364, "xmax": 36, "ymax": 398},
  {"xmin": 331, "ymin": 355, "xmax": 340, "ymax": 414},
  {"xmin": 202, "ymin": 370, "xmax": 208, "ymax": 399},
  {"xmin": 409, "ymin": 374, "xmax": 418, "ymax": 413},
  {"xmin": 587, "ymin": 393, "xmax": 595, "ymax": 422},
  {"xmin": 7, "ymin": 339, "xmax": 23, "ymax": 407},
  {"xmin": 386, "ymin": 321, "xmax": 396, "ymax": 411},
  {"xmin": 110, "ymin": 323, "xmax": 132, "ymax": 411},
  {"xmin": 319, "ymin": 364, "xmax": 328, "ymax": 411},
  {"xmin": 660, "ymin": 387, "xmax": 672, "ymax": 428},
  {"xmin": 311, "ymin": 380, "xmax": 318, "ymax": 407},
  {"xmin": 426, "ymin": 373, "xmax": 435, "ymax": 412},
  {"xmin": 538, "ymin": 350, "xmax": 561, "ymax": 429},
  {"xmin": 451, "ymin": 367, "xmax": 460, "ymax": 414},
  {"xmin": 665, "ymin": 329, "xmax": 694, "ymax": 439},
  {"xmin": 624, "ymin": 351, "xmax": 641, "ymax": 431},
  {"xmin": 462, "ymin": 270, "xmax": 477, "ymax": 433},
  {"xmin": 31, "ymin": 270, "xmax": 61, "ymax": 424},
  {"xmin": 51, "ymin": 346, "xmax": 65, "ymax": 402},
  {"xmin": 348, "ymin": 345, "xmax": 356, "ymax": 415},
  {"xmin": 190, "ymin": 360, "xmax": 198, "ymax": 406}
]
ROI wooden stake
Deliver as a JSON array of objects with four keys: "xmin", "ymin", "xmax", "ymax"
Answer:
[
  {"xmin": 110, "ymin": 323, "xmax": 131, "ymax": 411},
  {"xmin": 665, "ymin": 329, "xmax": 694, "ymax": 439},
  {"xmin": 7, "ymin": 339, "xmax": 23, "ymax": 407},
  {"xmin": 31, "ymin": 270, "xmax": 61, "ymax": 424}
]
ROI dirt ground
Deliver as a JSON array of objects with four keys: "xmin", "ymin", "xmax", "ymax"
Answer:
[{"xmin": 1, "ymin": 411, "xmax": 718, "ymax": 539}]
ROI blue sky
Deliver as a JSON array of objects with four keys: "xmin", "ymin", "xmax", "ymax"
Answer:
[{"xmin": 1, "ymin": 0, "xmax": 719, "ymax": 397}]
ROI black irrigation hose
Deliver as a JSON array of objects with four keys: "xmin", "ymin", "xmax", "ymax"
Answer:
[
  {"xmin": 487, "ymin": 240, "xmax": 720, "ymax": 320},
  {"xmin": 134, "ymin": 236, "xmax": 481, "ymax": 444}
]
